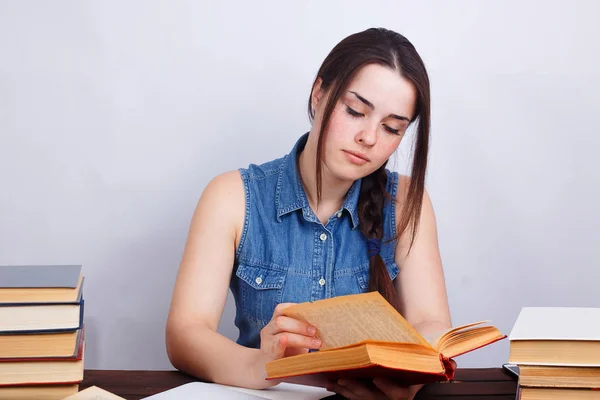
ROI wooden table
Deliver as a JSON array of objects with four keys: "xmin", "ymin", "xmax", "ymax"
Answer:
[{"xmin": 81, "ymin": 368, "xmax": 518, "ymax": 399}]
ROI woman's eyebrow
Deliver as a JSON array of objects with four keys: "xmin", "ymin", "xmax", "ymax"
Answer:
[{"xmin": 348, "ymin": 91, "xmax": 409, "ymax": 122}]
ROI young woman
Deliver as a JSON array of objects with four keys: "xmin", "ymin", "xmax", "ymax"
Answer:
[{"xmin": 166, "ymin": 27, "xmax": 452, "ymax": 400}]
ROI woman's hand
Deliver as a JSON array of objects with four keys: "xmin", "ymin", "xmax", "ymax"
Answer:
[
  {"xmin": 251, "ymin": 303, "xmax": 322, "ymax": 387},
  {"xmin": 260, "ymin": 303, "xmax": 322, "ymax": 359},
  {"xmin": 326, "ymin": 359, "xmax": 457, "ymax": 399},
  {"xmin": 327, "ymin": 378, "xmax": 422, "ymax": 400}
]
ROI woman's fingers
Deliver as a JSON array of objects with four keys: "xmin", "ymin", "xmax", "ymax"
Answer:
[
  {"xmin": 268, "ymin": 332, "xmax": 321, "ymax": 359},
  {"xmin": 267, "ymin": 315, "xmax": 316, "ymax": 337},
  {"xmin": 273, "ymin": 332, "xmax": 321, "ymax": 351},
  {"xmin": 327, "ymin": 382, "xmax": 362, "ymax": 400},
  {"xmin": 272, "ymin": 302, "xmax": 297, "ymax": 317},
  {"xmin": 271, "ymin": 333, "xmax": 288, "ymax": 359},
  {"xmin": 327, "ymin": 378, "xmax": 411, "ymax": 400},
  {"xmin": 373, "ymin": 377, "xmax": 410, "ymax": 399},
  {"xmin": 260, "ymin": 303, "xmax": 321, "ymax": 360},
  {"xmin": 270, "ymin": 303, "xmax": 317, "ymax": 337},
  {"xmin": 337, "ymin": 379, "xmax": 378, "ymax": 399}
]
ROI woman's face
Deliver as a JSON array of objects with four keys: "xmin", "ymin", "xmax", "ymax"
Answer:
[{"xmin": 312, "ymin": 63, "xmax": 417, "ymax": 183}]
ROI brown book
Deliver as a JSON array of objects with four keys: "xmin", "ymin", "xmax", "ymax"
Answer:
[
  {"xmin": 0, "ymin": 333, "xmax": 84, "ymax": 386},
  {"xmin": 519, "ymin": 365, "xmax": 600, "ymax": 389},
  {"xmin": 0, "ymin": 276, "xmax": 84, "ymax": 304},
  {"xmin": 520, "ymin": 387, "xmax": 600, "ymax": 399},
  {"xmin": 0, "ymin": 329, "xmax": 81, "ymax": 358},
  {"xmin": 0, "ymin": 384, "xmax": 79, "ymax": 400},
  {"xmin": 509, "ymin": 307, "xmax": 600, "ymax": 366},
  {"xmin": 265, "ymin": 292, "xmax": 505, "ymax": 386}
]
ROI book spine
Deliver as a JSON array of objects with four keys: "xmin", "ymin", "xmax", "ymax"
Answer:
[{"xmin": 0, "ymin": 380, "xmax": 82, "ymax": 387}]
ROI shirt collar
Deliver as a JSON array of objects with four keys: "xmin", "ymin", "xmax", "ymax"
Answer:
[{"xmin": 275, "ymin": 133, "xmax": 361, "ymax": 229}]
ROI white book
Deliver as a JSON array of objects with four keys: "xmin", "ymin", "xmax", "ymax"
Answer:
[
  {"xmin": 509, "ymin": 307, "xmax": 600, "ymax": 367},
  {"xmin": 509, "ymin": 307, "xmax": 600, "ymax": 341}
]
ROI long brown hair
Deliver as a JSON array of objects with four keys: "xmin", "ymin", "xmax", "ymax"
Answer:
[{"xmin": 307, "ymin": 28, "xmax": 431, "ymax": 311}]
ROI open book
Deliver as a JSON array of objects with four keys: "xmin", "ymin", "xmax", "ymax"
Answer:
[{"xmin": 265, "ymin": 292, "xmax": 505, "ymax": 386}]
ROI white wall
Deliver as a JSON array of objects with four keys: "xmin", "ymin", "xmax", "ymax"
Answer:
[{"xmin": 1, "ymin": 0, "xmax": 598, "ymax": 370}]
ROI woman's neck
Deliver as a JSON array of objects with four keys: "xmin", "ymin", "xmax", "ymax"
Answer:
[{"xmin": 297, "ymin": 135, "xmax": 354, "ymax": 224}]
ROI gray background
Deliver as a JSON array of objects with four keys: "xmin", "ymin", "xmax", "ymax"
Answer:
[{"xmin": 1, "ymin": 0, "xmax": 598, "ymax": 370}]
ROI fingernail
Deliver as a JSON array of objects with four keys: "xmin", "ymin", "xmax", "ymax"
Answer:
[
  {"xmin": 312, "ymin": 338, "xmax": 321, "ymax": 347},
  {"xmin": 308, "ymin": 326, "xmax": 316, "ymax": 335}
]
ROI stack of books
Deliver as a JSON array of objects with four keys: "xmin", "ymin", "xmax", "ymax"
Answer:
[
  {"xmin": 509, "ymin": 307, "xmax": 600, "ymax": 399},
  {"xmin": 0, "ymin": 265, "xmax": 85, "ymax": 399}
]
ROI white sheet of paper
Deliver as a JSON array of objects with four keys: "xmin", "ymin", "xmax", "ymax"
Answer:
[
  {"xmin": 142, "ymin": 382, "xmax": 334, "ymax": 400},
  {"xmin": 142, "ymin": 382, "xmax": 266, "ymax": 399},
  {"xmin": 218, "ymin": 382, "xmax": 334, "ymax": 400}
]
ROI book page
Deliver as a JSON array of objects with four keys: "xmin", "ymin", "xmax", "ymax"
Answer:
[
  {"xmin": 422, "ymin": 327, "xmax": 454, "ymax": 348},
  {"xmin": 63, "ymin": 386, "xmax": 126, "ymax": 400},
  {"xmin": 427, "ymin": 321, "xmax": 489, "ymax": 349},
  {"xmin": 283, "ymin": 292, "xmax": 430, "ymax": 350}
]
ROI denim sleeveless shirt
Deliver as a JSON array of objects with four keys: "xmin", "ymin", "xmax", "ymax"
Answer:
[{"xmin": 230, "ymin": 133, "xmax": 400, "ymax": 348}]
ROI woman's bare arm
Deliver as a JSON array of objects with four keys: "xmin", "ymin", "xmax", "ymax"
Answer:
[
  {"xmin": 165, "ymin": 171, "xmax": 318, "ymax": 389},
  {"xmin": 165, "ymin": 171, "xmax": 268, "ymax": 388},
  {"xmin": 394, "ymin": 176, "xmax": 452, "ymax": 336}
]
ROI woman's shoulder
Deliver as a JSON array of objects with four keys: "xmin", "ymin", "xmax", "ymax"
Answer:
[
  {"xmin": 200, "ymin": 170, "xmax": 245, "ymax": 211},
  {"xmin": 239, "ymin": 154, "xmax": 287, "ymax": 181},
  {"xmin": 200, "ymin": 154, "xmax": 288, "ymax": 212}
]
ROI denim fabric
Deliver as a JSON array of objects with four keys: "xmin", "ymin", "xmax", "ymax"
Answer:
[{"xmin": 230, "ymin": 133, "xmax": 400, "ymax": 348}]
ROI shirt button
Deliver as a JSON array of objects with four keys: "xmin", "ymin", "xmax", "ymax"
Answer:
[
  {"xmin": 337, "ymin": 211, "xmax": 343, "ymax": 218},
  {"xmin": 320, "ymin": 233, "xmax": 327, "ymax": 241},
  {"xmin": 318, "ymin": 278, "xmax": 326, "ymax": 286},
  {"xmin": 255, "ymin": 277, "xmax": 262, "ymax": 285}
]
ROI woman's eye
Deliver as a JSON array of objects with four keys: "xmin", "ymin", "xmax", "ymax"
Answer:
[
  {"xmin": 345, "ymin": 106, "xmax": 364, "ymax": 118},
  {"xmin": 384, "ymin": 125, "xmax": 400, "ymax": 135},
  {"xmin": 345, "ymin": 105, "xmax": 401, "ymax": 135}
]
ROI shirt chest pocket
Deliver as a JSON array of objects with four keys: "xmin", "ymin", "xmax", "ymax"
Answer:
[
  {"xmin": 235, "ymin": 264, "xmax": 286, "ymax": 325},
  {"xmin": 334, "ymin": 261, "xmax": 400, "ymax": 296}
]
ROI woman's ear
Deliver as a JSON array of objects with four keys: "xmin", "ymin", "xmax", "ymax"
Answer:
[{"xmin": 311, "ymin": 77, "xmax": 324, "ymax": 112}]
